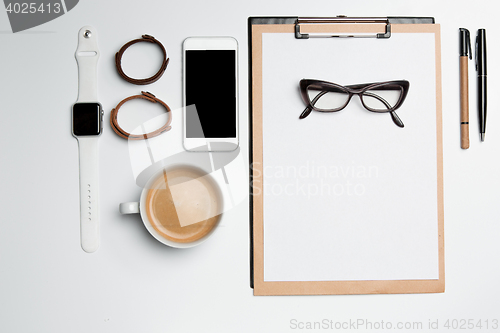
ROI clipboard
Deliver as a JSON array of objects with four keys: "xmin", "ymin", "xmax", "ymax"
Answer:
[{"xmin": 249, "ymin": 16, "xmax": 444, "ymax": 296}]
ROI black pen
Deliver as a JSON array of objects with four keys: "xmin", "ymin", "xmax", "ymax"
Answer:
[{"xmin": 476, "ymin": 29, "xmax": 487, "ymax": 141}]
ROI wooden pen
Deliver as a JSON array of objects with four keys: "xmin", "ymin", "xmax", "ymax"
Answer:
[{"xmin": 459, "ymin": 28, "xmax": 471, "ymax": 149}]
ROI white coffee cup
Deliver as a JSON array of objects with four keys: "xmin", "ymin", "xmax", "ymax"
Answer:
[{"xmin": 120, "ymin": 165, "xmax": 223, "ymax": 248}]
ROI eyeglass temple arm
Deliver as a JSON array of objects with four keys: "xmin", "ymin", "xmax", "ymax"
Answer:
[
  {"xmin": 363, "ymin": 91, "xmax": 404, "ymax": 128},
  {"xmin": 299, "ymin": 90, "xmax": 329, "ymax": 119}
]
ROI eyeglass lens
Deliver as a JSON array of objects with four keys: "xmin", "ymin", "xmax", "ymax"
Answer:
[
  {"xmin": 361, "ymin": 87, "xmax": 403, "ymax": 112},
  {"xmin": 307, "ymin": 87, "xmax": 348, "ymax": 111}
]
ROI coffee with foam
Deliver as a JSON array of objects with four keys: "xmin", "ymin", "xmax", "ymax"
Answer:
[{"xmin": 145, "ymin": 167, "xmax": 222, "ymax": 243}]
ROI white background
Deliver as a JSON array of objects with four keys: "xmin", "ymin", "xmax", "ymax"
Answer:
[{"xmin": 1, "ymin": 1, "xmax": 499, "ymax": 332}]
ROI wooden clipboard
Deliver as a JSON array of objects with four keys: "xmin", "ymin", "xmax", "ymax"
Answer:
[{"xmin": 249, "ymin": 16, "xmax": 444, "ymax": 296}]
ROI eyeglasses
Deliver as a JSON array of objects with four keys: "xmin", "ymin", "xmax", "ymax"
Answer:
[{"xmin": 299, "ymin": 79, "xmax": 410, "ymax": 128}]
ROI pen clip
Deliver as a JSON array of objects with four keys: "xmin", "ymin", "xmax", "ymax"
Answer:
[
  {"xmin": 475, "ymin": 34, "xmax": 478, "ymax": 71},
  {"xmin": 467, "ymin": 30, "xmax": 472, "ymax": 60}
]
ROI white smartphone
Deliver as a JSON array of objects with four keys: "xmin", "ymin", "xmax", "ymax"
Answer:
[{"xmin": 183, "ymin": 37, "xmax": 239, "ymax": 152}]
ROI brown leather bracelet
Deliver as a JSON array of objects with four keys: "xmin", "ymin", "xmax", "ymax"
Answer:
[
  {"xmin": 110, "ymin": 91, "xmax": 172, "ymax": 140},
  {"xmin": 115, "ymin": 35, "xmax": 169, "ymax": 85}
]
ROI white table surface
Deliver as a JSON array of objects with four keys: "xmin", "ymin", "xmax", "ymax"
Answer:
[{"xmin": 1, "ymin": 1, "xmax": 499, "ymax": 332}]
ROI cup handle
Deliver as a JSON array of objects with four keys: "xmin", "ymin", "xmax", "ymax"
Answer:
[{"xmin": 119, "ymin": 202, "xmax": 140, "ymax": 214}]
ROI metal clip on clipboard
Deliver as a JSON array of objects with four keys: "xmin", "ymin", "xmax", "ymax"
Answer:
[{"xmin": 294, "ymin": 16, "xmax": 435, "ymax": 39}]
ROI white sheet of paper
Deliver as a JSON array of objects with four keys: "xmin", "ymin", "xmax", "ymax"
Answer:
[{"xmin": 262, "ymin": 32, "xmax": 439, "ymax": 281}]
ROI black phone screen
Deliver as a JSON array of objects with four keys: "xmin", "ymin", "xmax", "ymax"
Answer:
[{"xmin": 185, "ymin": 50, "xmax": 236, "ymax": 138}]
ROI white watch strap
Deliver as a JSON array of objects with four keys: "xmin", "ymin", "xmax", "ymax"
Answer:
[
  {"xmin": 75, "ymin": 26, "xmax": 100, "ymax": 103},
  {"xmin": 77, "ymin": 137, "xmax": 100, "ymax": 253},
  {"xmin": 75, "ymin": 26, "xmax": 101, "ymax": 253}
]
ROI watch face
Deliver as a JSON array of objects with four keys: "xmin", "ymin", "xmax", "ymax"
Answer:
[{"xmin": 72, "ymin": 103, "xmax": 102, "ymax": 136}]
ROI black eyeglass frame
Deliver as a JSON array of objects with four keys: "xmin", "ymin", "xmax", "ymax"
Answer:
[{"xmin": 299, "ymin": 79, "xmax": 410, "ymax": 127}]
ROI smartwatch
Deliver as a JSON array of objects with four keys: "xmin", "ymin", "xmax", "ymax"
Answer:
[{"xmin": 72, "ymin": 26, "xmax": 103, "ymax": 253}]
